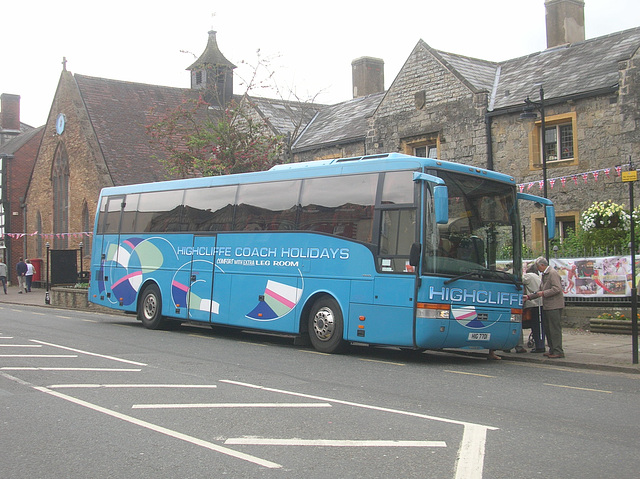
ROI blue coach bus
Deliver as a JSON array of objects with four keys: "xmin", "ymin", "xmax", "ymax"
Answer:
[{"xmin": 89, "ymin": 153, "xmax": 554, "ymax": 353}]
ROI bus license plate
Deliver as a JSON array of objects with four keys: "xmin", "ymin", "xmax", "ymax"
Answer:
[{"xmin": 468, "ymin": 332, "xmax": 490, "ymax": 341}]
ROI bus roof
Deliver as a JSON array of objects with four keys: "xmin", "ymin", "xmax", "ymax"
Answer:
[{"xmin": 98, "ymin": 153, "xmax": 516, "ymax": 197}]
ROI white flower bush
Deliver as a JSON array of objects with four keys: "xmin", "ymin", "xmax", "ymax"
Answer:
[{"xmin": 580, "ymin": 200, "xmax": 630, "ymax": 232}]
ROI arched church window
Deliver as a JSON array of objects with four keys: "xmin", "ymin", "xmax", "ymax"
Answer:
[{"xmin": 52, "ymin": 143, "xmax": 69, "ymax": 249}]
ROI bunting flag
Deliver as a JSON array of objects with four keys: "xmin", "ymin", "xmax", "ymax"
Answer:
[
  {"xmin": 518, "ymin": 164, "xmax": 634, "ymax": 191},
  {"xmin": 0, "ymin": 231, "xmax": 93, "ymax": 240}
]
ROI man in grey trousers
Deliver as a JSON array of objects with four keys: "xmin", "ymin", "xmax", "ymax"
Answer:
[{"xmin": 524, "ymin": 256, "xmax": 565, "ymax": 358}]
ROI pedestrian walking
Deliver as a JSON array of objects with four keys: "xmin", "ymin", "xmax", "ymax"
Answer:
[
  {"xmin": 16, "ymin": 257, "xmax": 27, "ymax": 294},
  {"xmin": 25, "ymin": 259, "xmax": 35, "ymax": 292},
  {"xmin": 0, "ymin": 259, "xmax": 7, "ymax": 294},
  {"xmin": 524, "ymin": 256, "xmax": 565, "ymax": 358}
]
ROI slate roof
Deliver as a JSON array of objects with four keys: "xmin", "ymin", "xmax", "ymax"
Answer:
[
  {"xmin": 434, "ymin": 26, "xmax": 640, "ymax": 112},
  {"xmin": 0, "ymin": 125, "xmax": 44, "ymax": 156},
  {"xmin": 71, "ymin": 26, "xmax": 640, "ymax": 185},
  {"xmin": 74, "ymin": 75, "xmax": 326, "ymax": 184},
  {"xmin": 249, "ymin": 96, "xmax": 323, "ymax": 141},
  {"xmin": 75, "ymin": 75, "xmax": 200, "ymax": 186},
  {"xmin": 291, "ymin": 92, "xmax": 384, "ymax": 152}
]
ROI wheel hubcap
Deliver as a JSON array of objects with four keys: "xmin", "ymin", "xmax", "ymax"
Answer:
[
  {"xmin": 144, "ymin": 295, "xmax": 157, "ymax": 320},
  {"xmin": 313, "ymin": 307, "xmax": 335, "ymax": 341}
]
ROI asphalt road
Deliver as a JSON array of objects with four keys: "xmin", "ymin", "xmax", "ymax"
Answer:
[{"xmin": 1, "ymin": 304, "xmax": 639, "ymax": 478}]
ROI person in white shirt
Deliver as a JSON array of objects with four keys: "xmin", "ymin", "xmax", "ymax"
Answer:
[
  {"xmin": 25, "ymin": 259, "xmax": 35, "ymax": 292},
  {"xmin": 0, "ymin": 260, "xmax": 7, "ymax": 294}
]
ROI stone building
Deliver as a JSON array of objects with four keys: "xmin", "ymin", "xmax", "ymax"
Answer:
[
  {"xmin": 294, "ymin": 0, "xmax": 640, "ymax": 253},
  {"xmin": 17, "ymin": 0, "xmax": 640, "ymax": 275}
]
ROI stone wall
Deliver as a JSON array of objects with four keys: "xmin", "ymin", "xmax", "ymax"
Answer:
[
  {"xmin": 367, "ymin": 42, "xmax": 488, "ymax": 169},
  {"xmin": 50, "ymin": 286, "xmax": 121, "ymax": 314}
]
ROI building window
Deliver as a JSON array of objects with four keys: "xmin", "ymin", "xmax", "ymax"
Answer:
[
  {"xmin": 195, "ymin": 71, "xmax": 203, "ymax": 85},
  {"xmin": 531, "ymin": 211, "xmax": 579, "ymax": 252},
  {"xmin": 52, "ymin": 143, "xmax": 69, "ymax": 249},
  {"xmin": 81, "ymin": 201, "xmax": 91, "ymax": 256},
  {"xmin": 413, "ymin": 145, "xmax": 438, "ymax": 159},
  {"xmin": 529, "ymin": 112, "xmax": 578, "ymax": 168},
  {"xmin": 544, "ymin": 123, "xmax": 573, "ymax": 162},
  {"xmin": 555, "ymin": 215, "xmax": 576, "ymax": 243},
  {"xmin": 402, "ymin": 134, "xmax": 439, "ymax": 159}
]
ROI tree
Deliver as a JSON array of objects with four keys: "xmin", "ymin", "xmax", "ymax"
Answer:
[
  {"xmin": 148, "ymin": 95, "xmax": 285, "ymax": 178},
  {"xmin": 146, "ymin": 51, "xmax": 318, "ymax": 178}
]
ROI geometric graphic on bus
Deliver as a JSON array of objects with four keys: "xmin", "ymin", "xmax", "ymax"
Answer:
[
  {"xmin": 246, "ymin": 279, "xmax": 302, "ymax": 321},
  {"xmin": 101, "ymin": 237, "xmax": 164, "ymax": 306},
  {"xmin": 170, "ymin": 261, "xmax": 220, "ymax": 316},
  {"xmin": 451, "ymin": 306, "xmax": 490, "ymax": 329}
]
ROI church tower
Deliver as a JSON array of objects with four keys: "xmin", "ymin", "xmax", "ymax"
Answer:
[{"xmin": 187, "ymin": 31, "xmax": 236, "ymax": 106}]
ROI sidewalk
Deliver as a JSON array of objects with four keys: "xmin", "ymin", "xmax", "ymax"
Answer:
[{"xmin": 1, "ymin": 285, "xmax": 639, "ymax": 373}]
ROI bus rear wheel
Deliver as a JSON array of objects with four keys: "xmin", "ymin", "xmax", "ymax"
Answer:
[
  {"xmin": 308, "ymin": 297, "xmax": 347, "ymax": 353},
  {"xmin": 138, "ymin": 284, "xmax": 166, "ymax": 330}
]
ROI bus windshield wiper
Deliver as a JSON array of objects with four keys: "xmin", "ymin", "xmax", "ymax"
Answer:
[
  {"xmin": 444, "ymin": 268, "xmax": 522, "ymax": 290},
  {"xmin": 444, "ymin": 269, "xmax": 484, "ymax": 285}
]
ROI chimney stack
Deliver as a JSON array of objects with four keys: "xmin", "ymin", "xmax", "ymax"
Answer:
[
  {"xmin": 352, "ymin": 57, "xmax": 384, "ymax": 99},
  {"xmin": 545, "ymin": 0, "xmax": 585, "ymax": 48},
  {"xmin": 0, "ymin": 93, "xmax": 21, "ymax": 131}
]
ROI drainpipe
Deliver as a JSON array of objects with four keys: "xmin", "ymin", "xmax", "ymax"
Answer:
[{"xmin": 485, "ymin": 113, "xmax": 494, "ymax": 171}]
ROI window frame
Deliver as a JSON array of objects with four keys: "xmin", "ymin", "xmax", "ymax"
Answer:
[
  {"xmin": 528, "ymin": 112, "xmax": 578, "ymax": 169},
  {"xmin": 402, "ymin": 134, "xmax": 440, "ymax": 159}
]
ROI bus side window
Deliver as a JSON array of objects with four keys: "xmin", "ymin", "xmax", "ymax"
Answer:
[
  {"xmin": 234, "ymin": 181, "xmax": 301, "ymax": 232},
  {"xmin": 378, "ymin": 208, "xmax": 417, "ymax": 272},
  {"xmin": 183, "ymin": 185, "xmax": 237, "ymax": 232},
  {"xmin": 137, "ymin": 190, "xmax": 185, "ymax": 232},
  {"xmin": 299, "ymin": 174, "xmax": 376, "ymax": 241}
]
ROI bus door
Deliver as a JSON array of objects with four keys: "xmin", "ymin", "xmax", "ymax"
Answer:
[
  {"xmin": 186, "ymin": 235, "xmax": 218, "ymax": 322},
  {"xmin": 99, "ymin": 195, "xmax": 125, "ymax": 263},
  {"xmin": 96, "ymin": 196, "xmax": 125, "ymax": 305}
]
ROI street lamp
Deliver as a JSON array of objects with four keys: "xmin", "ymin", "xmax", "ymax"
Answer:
[
  {"xmin": 520, "ymin": 86, "xmax": 549, "ymax": 261},
  {"xmin": 79, "ymin": 242, "xmax": 83, "ymax": 281},
  {"xmin": 45, "ymin": 242, "xmax": 50, "ymax": 305}
]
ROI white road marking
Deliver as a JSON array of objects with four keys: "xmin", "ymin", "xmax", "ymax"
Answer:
[
  {"xmin": 1, "ymin": 367, "xmax": 142, "ymax": 372},
  {"xmin": 0, "ymin": 354, "xmax": 77, "ymax": 358},
  {"xmin": 225, "ymin": 438, "xmax": 446, "ymax": 447},
  {"xmin": 29, "ymin": 340, "xmax": 147, "ymax": 366},
  {"xmin": 454, "ymin": 424, "xmax": 488, "ymax": 479},
  {"xmin": 33, "ymin": 386, "xmax": 281, "ymax": 469},
  {"xmin": 132, "ymin": 402, "xmax": 332, "ymax": 409},
  {"xmin": 544, "ymin": 383, "xmax": 613, "ymax": 394},
  {"xmin": 48, "ymin": 384, "xmax": 218, "ymax": 389},
  {"xmin": 222, "ymin": 379, "xmax": 495, "ymax": 479},
  {"xmin": 0, "ymin": 344, "xmax": 42, "ymax": 347},
  {"xmin": 358, "ymin": 358, "xmax": 405, "ymax": 366},
  {"xmin": 445, "ymin": 370, "xmax": 495, "ymax": 378}
]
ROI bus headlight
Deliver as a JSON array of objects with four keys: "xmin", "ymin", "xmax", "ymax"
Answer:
[
  {"xmin": 511, "ymin": 308, "xmax": 522, "ymax": 322},
  {"xmin": 416, "ymin": 303, "xmax": 450, "ymax": 319}
]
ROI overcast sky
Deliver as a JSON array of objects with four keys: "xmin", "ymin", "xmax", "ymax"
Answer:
[{"xmin": 3, "ymin": 0, "xmax": 640, "ymax": 127}]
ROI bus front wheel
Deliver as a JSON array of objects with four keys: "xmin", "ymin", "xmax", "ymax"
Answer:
[
  {"xmin": 138, "ymin": 284, "xmax": 166, "ymax": 330},
  {"xmin": 308, "ymin": 297, "xmax": 347, "ymax": 353}
]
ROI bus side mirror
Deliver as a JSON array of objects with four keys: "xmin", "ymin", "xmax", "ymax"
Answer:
[
  {"xmin": 409, "ymin": 242, "xmax": 422, "ymax": 268},
  {"xmin": 546, "ymin": 205, "xmax": 556, "ymax": 240},
  {"xmin": 434, "ymin": 185, "xmax": 449, "ymax": 224}
]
